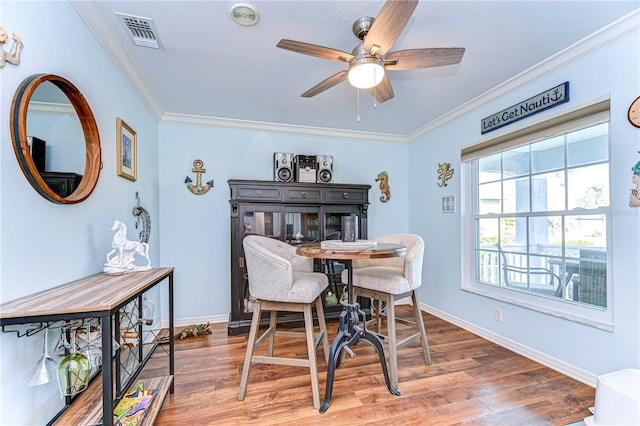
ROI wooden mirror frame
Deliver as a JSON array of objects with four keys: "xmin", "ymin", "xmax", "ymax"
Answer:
[{"xmin": 10, "ymin": 74, "xmax": 101, "ymax": 204}]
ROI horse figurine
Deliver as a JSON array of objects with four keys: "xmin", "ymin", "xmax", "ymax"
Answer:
[
  {"xmin": 104, "ymin": 220, "xmax": 151, "ymax": 275},
  {"xmin": 376, "ymin": 171, "xmax": 391, "ymax": 203}
]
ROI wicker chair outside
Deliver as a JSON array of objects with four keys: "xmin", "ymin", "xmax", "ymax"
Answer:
[{"xmin": 575, "ymin": 248, "xmax": 607, "ymax": 308}]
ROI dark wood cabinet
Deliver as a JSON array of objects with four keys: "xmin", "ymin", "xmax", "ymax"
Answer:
[
  {"xmin": 228, "ymin": 179, "xmax": 371, "ymax": 335},
  {"xmin": 40, "ymin": 172, "xmax": 83, "ymax": 198}
]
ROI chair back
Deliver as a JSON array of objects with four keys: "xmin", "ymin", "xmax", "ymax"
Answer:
[
  {"xmin": 496, "ymin": 243, "xmax": 560, "ymax": 291},
  {"xmin": 577, "ymin": 248, "xmax": 607, "ymax": 307},
  {"xmin": 354, "ymin": 233, "xmax": 425, "ymax": 288},
  {"xmin": 243, "ymin": 235, "xmax": 313, "ymax": 302}
]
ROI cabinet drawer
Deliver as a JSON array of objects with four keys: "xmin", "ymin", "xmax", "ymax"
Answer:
[
  {"xmin": 326, "ymin": 188, "xmax": 367, "ymax": 203},
  {"xmin": 235, "ymin": 186, "xmax": 283, "ymax": 201},
  {"xmin": 285, "ymin": 187, "xmax": 324, "ymax": 202}
]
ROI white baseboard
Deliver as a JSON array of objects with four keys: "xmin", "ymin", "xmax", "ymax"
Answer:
[
  {"xmin": 421, "ymin": 303, "xmax": 597, "ymax": 388},
  {"xmin": 158, "ymin": 313, "xmax": 229, "ymax": 331}
]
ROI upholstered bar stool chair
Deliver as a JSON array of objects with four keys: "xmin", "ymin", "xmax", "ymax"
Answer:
[
  {"xmin": 238, "ymin": 235, "xmax": 330, "ymax": 409},
  {"xmin": 342, "ymin": 233, "xmax": 431, "ymax": 389}
]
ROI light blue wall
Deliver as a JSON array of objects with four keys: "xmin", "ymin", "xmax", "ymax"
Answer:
[
  {"xmin": 409, "ymin": 33, "xmax": 640, "ymax": 376},
  {"xmin": 0, "ymin": 2, "xmax": 160, "ymax": 424},
  {"xmin": 1, "ymin": 1, "xmax": 637, "ymax": 425},
  {"xmin": 158, "ymin": 125, "xmax": 409, "ymax": 320}
]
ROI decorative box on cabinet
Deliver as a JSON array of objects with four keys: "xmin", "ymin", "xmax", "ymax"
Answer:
[{"xmin": 228, "ymin": 179, "xmax": 371, "ymax": 335}]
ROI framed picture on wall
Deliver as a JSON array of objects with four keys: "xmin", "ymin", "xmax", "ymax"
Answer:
[{"xmin": 116, "ymin": 118, "xmax": 136, "ymax": 181}]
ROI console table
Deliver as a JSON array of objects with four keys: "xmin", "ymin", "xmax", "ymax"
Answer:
[{"xmin": 0, "ymin": 267, "xmax": 175, "ymax": 426}]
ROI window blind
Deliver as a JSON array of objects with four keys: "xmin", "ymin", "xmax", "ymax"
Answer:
[{"xmin": 461, "ymin": 97, "xmax": 610, "ymax": 163}]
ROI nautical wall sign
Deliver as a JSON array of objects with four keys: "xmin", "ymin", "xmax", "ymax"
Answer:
[{"xmin": 481, "ymin": 82, "xmax": 569, "ymax": 134}]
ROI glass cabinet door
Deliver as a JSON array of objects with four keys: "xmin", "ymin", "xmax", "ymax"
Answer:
[
  {"xmin": 323, "ymin": 205, "xmax": 364, "ymax": 241},
  {"xmin": 239, "ymin": 205, "xmax": 282, "ymax": 316},
  {"xmin": 242, "ymin": 208, "xmax": 282, "ymax": 238},
  {"xmin": 284, "ymin": 207, "xmax": 320, "ymax": 244}
]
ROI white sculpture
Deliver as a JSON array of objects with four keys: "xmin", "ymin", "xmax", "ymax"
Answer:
[{"xmin": 104, "ymin": 220, "xmax": 151, "ymax": 275}]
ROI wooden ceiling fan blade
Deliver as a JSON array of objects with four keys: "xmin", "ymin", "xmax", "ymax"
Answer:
[
  {"xmin": 368, "ymin": 74, "xmax": 394, "ymax": 103},
  {"xmin": 301, "ymin": 70, "xmax": 349, "ymax": 98},
  {"xmin": 363, "ymin": 0, "xmax": 418, "ymax": 56},
  {"xmin": 277, "ymin": 39, "xmax": 354, "ymax": 62},
  {"xmin": 384, "ymin": 48, "xmax": 466, "ymax": 70}
]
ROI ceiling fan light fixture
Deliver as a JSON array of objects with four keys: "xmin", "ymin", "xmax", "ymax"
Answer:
[{"xmin": 348, "ymin": 57, "xmax": 384, "ymax": 89}]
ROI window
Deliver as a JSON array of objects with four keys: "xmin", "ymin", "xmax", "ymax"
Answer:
[{"xmin": 462, "ymin": 99, "xmax": 612, "ymax": 329}]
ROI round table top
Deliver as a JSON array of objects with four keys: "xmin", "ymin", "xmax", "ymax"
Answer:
[{"xmin": 296, "ymin": 242, "xmax": 406, "ymax": 260}]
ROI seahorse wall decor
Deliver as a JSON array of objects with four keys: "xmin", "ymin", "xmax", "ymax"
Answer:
[
  {"xmin": 437, "ymin": 162, "xmax": 454, "ymax": 187},
  {"xmin": 376, "ymin": 171, "xmax": 390, "ymax": 203}
]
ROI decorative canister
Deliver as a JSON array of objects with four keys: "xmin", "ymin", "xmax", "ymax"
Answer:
[{"xmin": 341, "ymin": 215, "xmax": 358, "ymax": 242}]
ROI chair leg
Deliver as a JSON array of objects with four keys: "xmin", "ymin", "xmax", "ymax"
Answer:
[
  {"xmin": 315, "ymin": 297, "xmax": 330, "ymax": 364},
  {"xmin": 411, "ymin": 290, "xmax": 431, "ymax": 365},
  {"xmin": 304, "ymin": 302, "xmax": 321, "ymax": 409},
  {"xmin": 386, "ymin": 293, "xmax": 399, "ymax": 389},
  {"xmin": 376, "ymin": 298, "xmax": 383, "ymax": 333},
  {"xmin": 238, "ymin": 299, "xmax": 263, "ymax": 401},
  {"xmin": 267, "ymin": 309, "xmax": 277, "ymax": 357}
]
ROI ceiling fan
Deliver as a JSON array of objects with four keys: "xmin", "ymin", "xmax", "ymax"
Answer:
[{"xmin": 276, "ymin": 0, "xmax": 465, "ymax": 103}]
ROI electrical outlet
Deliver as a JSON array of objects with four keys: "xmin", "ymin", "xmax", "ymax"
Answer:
[{"xmin": 495, "ymin": 308, "xmax": 503, "ymax": 322}]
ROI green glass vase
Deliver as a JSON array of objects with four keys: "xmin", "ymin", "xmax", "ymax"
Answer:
[{"xmin": 57, "ymin": 353, "xmax": 90, "ymax": 397}]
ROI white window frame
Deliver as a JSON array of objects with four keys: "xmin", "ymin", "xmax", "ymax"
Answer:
[{"xmin": 461, "ymin": 97, "xmax": 613, "ymax": 331}]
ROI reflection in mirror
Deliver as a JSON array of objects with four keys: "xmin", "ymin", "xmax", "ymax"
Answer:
[
  {"xmin": 27, "ymin": 81, "xmax": 85, "ymax": 176},
  {"xmin": 10, "ymin": 74, "xmax": 101, "ymax": 204}
]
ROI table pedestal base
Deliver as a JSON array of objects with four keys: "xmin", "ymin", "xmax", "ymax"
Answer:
[{"xmin": 320, "ymin": 302, "xmax": 401, "ymax": 414}]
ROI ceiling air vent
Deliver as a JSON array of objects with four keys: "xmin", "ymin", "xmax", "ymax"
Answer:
[
  {"xmin": 116, "ymin": 12, "xmax": 164, "ymax": 50},
  {"xmin": 230, "ymin": 3, "xmax": 259, "ymax": 26}
]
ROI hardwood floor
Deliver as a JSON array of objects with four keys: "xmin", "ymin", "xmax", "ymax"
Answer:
[{"xmin": 141, "ymin": 306, "xmax": 594, "ymax": 425}]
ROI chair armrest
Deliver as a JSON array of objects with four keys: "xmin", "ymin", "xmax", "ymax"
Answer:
[
  {"xmin": 243, "ymin": 241, "xmax": 295, "ymax": 300},
  {"xmin": 504, "ymin": 264, "xmax": 561, "ymax": 287}
]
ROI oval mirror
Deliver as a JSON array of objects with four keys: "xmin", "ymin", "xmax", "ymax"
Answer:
[{"xmin": 10, "ymin": 74, "xmax": 101, "ymax": 204}]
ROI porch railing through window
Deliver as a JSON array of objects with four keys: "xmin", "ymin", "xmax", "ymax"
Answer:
[{"xmin": 476, "ymin": 244, "xmax": 606, "ymax": 308}]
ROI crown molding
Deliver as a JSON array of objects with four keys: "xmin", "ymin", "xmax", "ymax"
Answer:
[
  {"xmin": 408, "ymin": 8, "xmax": 640, "ymax": 142},
  {"xmin": 71, "ymin": 1, "xmax": 165, "ymax": 121},
  {"xmin": 28, "ymin": 101, "xmax": 75, "ymax": 117},
  {"xmin": 161, "ymin": 112, "xmax": 408, "ymax": 143}
]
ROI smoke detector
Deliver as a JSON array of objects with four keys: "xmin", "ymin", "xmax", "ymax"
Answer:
[
  {"xmin": 230, "ymin": 3, "xmax": 259, "ymax": 26},
  {"xmin": 116, "ymin": 12, "xmax": 164, "ymax": 49}
]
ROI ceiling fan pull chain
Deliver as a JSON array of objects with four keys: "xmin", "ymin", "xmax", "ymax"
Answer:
[
  {"xmin": 373, "ymin": 67, "xmax": 378, "ymax": 110},
  {"xmin": 357, "ymin": 88, "xmax": 361, "ymax": 122}
]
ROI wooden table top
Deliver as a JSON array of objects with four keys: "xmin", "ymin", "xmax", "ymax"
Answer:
[
  {"xmin": 296, "ymin": 243, "xmax": 406, "ymax": 260},
  {"xmin": 0, "ymin": 267, "xmax": 174, "ymax": 322}
]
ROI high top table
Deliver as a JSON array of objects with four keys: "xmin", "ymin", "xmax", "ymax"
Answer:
[{"xmin": 296, "ymin": 243, "xmax": 406, "ymax": 413}]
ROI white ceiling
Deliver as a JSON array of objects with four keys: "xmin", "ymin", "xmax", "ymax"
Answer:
[{"xmin": 73, "ymin": 1, "xmax": 639, "ymax": 141}]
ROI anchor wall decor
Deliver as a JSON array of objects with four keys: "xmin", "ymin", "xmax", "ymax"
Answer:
[
  {"xmin": 437, "ymin": 163, "xmax": 454, "ymax": 187},
  {"xmin": 185, "ymin": 159, "xmax": 214, "ymax": 195}
]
